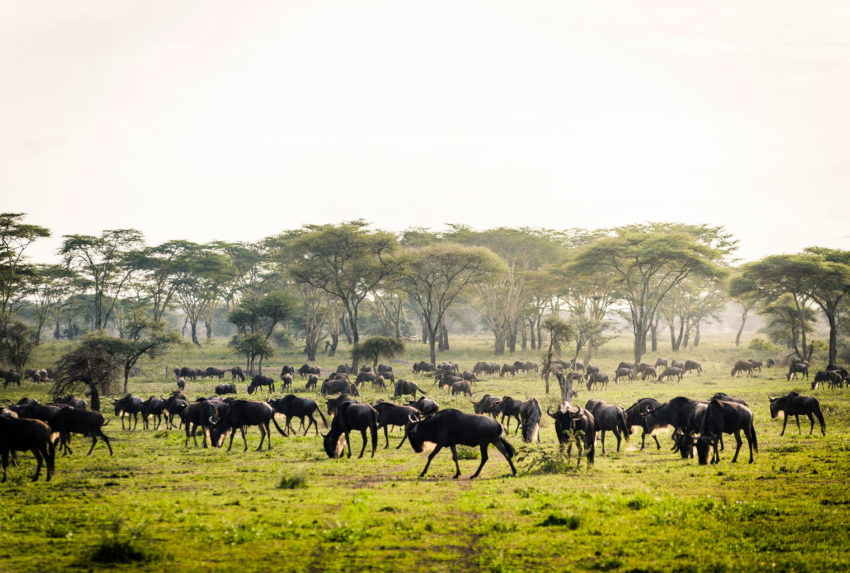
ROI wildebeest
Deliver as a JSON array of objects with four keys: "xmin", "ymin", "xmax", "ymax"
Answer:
[
  {"xmin": 321, "ymin": 378, "xmax": 359, "ymax": 396},
  {"xmin": 472, "ymin": 361, "xmax": 500, "ymax": 376},
  {"xmin": 280, "ymin": 373, "xmax": 293, "ymax": 392},
  {"xmin": 471, "ymin": 394, "xmax": 501, "ymax": 418},
  {"xmin": 377, "ymin": 364, "xmax": 394, "ymax": 376},
  {"xmin": 113, "ymin": 394, "xmax": 143, "ymax": 430},
  {"xmin": 248, "ymin": 374, "xmax": 275, "ymax": 394},
  {"xmin": 404, "ymin": 409, "xmax": 517, "ymax": 479},
  {"xmin": 407, "ymin": 397, "xmax": 439, "ymax": 416},
  {"xmin": 460, "ymin": 370, "xmax": 478, "ymax": 383},
  {"xmin": 812, "ymin": 370, "xmax": 842, "ymax": 390},
  {"xmin": 209, "ymin": 400, "xmax": 288, "ymax": 451},
  {"xmin": 178, "ymin": 367, "xmax": 199, "ymax": 380},
  {"xmin": 281, "ymin": 365, "xmax": 295, "ymax": 378},
  {"xmin": 9, "ymin": 398, "xmax": 64, "ymax": 425},
  {"xmin": 176, "ymin": 377, "xmax": 186, "ymax": 390},
  {"xmin": 786, "ymin": 362, "xmax": 809, "ymax": 381},
  {"xmin": 394, "ymin": 379, "xmax": 426, "ymax": 400},
  {"xmin": 496, "ymin": 396, "xmax": 523, "ymax": 433},
  {"xmin": 0, "ymin": 415, "xmax": 55, "ymax": 482},
  {"xmin": 181, "ymin": 398, "xmax": 225, "ymax": 448},
  {"xmin": 322, "ymin": 401, "xmax": 379, "ymax": 459},
  {"xmin": 269, "ymin": 395, "xmax": 327, "ymax": 435},
  {"xmin": 638, "ymin": 366, "xmax": 657, "ymax": 381},
  {"xmin": 55, "ymin": 395, "xmax": 87, "ymax": 410},
  {"xmin": 450, "ymin": 380, "xmax": 473, "ymax": 397},
  {"xmin": 625, "ymin": 398, "xmax": 664, "ymax": 450},
  {"xmin": 658, "ymin": 367, "xmax": 684, "ymax": 382},
  {"xmin": 140, "ymin": 396, "xmax": 167, "ymax": 430},
  {"xmin": 769, "ymin": 392, "xmax": 825, "ymax": 436},
  {"xmin": 643, "ymin": 397, "xmax": 702, "ymax": 437},
  {"xmin": 0, "ymin": 369, "xmax": 21, "ymax": 388},
  {"xmin": 326, "ymin": 395, "xmax": 357, "ymax": 417},
  {"xmin": 372, "ymin": 401, "xmax": 421, "ymax": 448},
  {"xmin": 586, "ymin": 371, "xmax": 609, "ymax": 391},
  {"xmin": 230, "ymin": 366, "xmax": 246, "ymax": 382},
  {"xmin": 205, "ymin": 367, "xmax": 226, "ymax": 379},
  {"xmin": 614, "ymin": 367, "xmax": 634, "ymax": 383},
  {"xmin": 584, "ymin": 365, "xmax": 599, "ymax": 378},
  {"xmin": 499, "ymin": 364, "xmax": 516, "ymax": 377},
  {"xmin": 513, "ymin": 361, "xmax": 538, "ymax": 375},
  {"xmin": 616, "ymin": 361, "xmax": 635, "ymax": 371},
  {"xmin": 766, "ymin": 358, "xmax": 776, "ymax": 368},
  {"xmin": 670, "ymin": 359, "xmax": 684, "ymax": 369},
  {"xmin": 299, "ymin": 364, "xmax": 320, "ymax": 378},
  {"xmin": 413, "ymin": 361, "xmax": 435, "ymax": 374},
  {"xmin": 336, "ymin": 364, "xmax": 350, "ymax": 374},
  {"xmin": 748, "ymin": 359, "xmax": 763, "ymax": 372},
  {"xmin": 356, "ymin": 371, "xmax": 376, "ymax": 387},
  {"xmin": 696, "ymin": 399, "xmax": 757, "ymax": 465},
  {"xmin": 306, "ymin": 373, "xmax": 319, "ymax": 391},
  {"xmin": 547, "ymin": 403, "xmax": 596, "ymax": 467},
  {"xmin": 48, "ymin": 407, "xmax": 113, "ymax": 456},
  {"xmin": 215, "ymin": 383, "xmax": 237, "ymax": 395},
  {"xmin": 585, "ymin": 399, "xmax": 631, "ymax": 454},
  {"xmin": 519, "ymin": 397, "xmax": 541, "ymax": 443},
  {"xmin": 683, "ymin": 360, "xmax": 702, "ymax": 375},
  {"xmin": 163, "ymin": 392, "xmax": 188, "ymax": 430},
  {"xmin": 731, "ymin": 360, "xmax": 755, "ymax": 378}
]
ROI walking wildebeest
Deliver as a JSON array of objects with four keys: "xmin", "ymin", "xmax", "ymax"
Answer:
[
  {"xmin": 658, "ymin": 367, "xmax": 684, "ymax": 382},
  {"xmin": 209, "ymin": 400, "xmax": 288, "ymax": 451},
  {"xmin": 625, "ymin": 398, "xmax": 663, "ymax": 450},
  {"xmin": 269, "ymin": 395, "xmax": 327, "ymax": 435},
  {"xmin": 404, "ymin": 409, "xmax": 517, "ymax": 479},
  {"xmin": 394, "ymin": 379, "xmax": 426, "ymax": 400},
  {"xmin": 413, "ymin": 361, "xmax": 435, "ymax": 374},
  {"xmin": 497, "ymin": 396, "xmax": 523, "ymax": 433},
  {"xmin": 48, "ymin": 407, "xmax": 113, "ymax": 456},
  {"xmin": 247, "ymin": 375, "xmax": 275, "ymax": 394},
  {"xmin": 230, "ymin": 367, "xmax": 246, "ymax": 382},
  {"xmin": 141, "ymin": 396, "xmax": 167, "ymax": 430},
  {"xmin": 786, "ymin": 362, "xmax": 809, "ymax": 381},
  {"xmin": 372, "ymin": 401, "xmax": 421, "ymax": 449},
  {"xmin": 683, "ymin": 360, "xmax": 702, "ymax": 375},
  {"xmin": 768, "ymin": 392, "xmax": 825, "ymax": 436},
  {"xmin": 471, "ymin": 394, "xmax": 501, "ymax": 418},
  {"xmin": 322, "ymin": 401, "xmax": 379, "ymax": 459},
  {"xmin": 586, "ymin": 371, "xmax": 609, "ymax": 391},
  {"xmin": 547, "ymin": 403, "xmax": 596, "ymax": 467},
  {"xmin": 585, "ymin": 399, "xmax": 631, "ymax": 454},
  {"xmin": 113, "ymin": 394, "xmax": 143, "ymax": 430},
  {"xmin": 0, "ymin": 416, "xmax": 55, "ymax": 482},
  {"xmin": 696, "ymin": 399, "xmax": 758, "ymax": 465},
  {"xmin": 731, "ymin": 360, "xmax": 755, "ymax": 378},
  {"xmin": 655, "ymin": 357, "xmax": 668, "ymax": 369}
]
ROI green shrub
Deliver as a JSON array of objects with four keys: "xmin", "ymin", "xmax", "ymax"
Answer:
[
  {"xmin": 748, "ymin": 338, "xmax": 777, "ymax": 352},
  {"xmin": 278, "ymin": 474, "xmax": 307, "ymax": 489}
]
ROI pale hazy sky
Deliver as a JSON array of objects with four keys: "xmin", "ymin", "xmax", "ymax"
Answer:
[{"xmin": 2, "ymin": 1, "xmax": 849, "ymax": 263}]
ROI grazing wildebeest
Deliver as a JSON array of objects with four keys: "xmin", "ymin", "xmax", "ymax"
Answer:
[
  {"xmin": 769, "ymin": 392, "xmax": 825, "ymax": 436},
  {"xmin": 585, "ymin": 399, "xmax": 631, "ymax": 454},
  {"xmin": 0, "ymin": 416, "xmax": 55, "ymax": 482},
  {"xmin": 299, "ymin": 364, "xmax": 321, "ymax": 378},
  {"xmin": 625, "ymin": 398, "xmax": 664, "ymax": 450},
  {"xmin": 377, "ymin": 364, "xmax": 394, "ymax": 376},
  {"xmin": 683, "ymin": 360, "xmax": 702, "ymax": 375},
  {"xmin": 372, "ymin": 375, "xmax": 387, "ymax": 390},
  {"xmin": 519, "ymin": 397, "xmax": 542, "ymax": 443},
  {"xmin": 731, "ymin": 360, "xmax": 755, "ymax": 378},
  {"xmin": 322, "ymin": 401, "xmax": 379, "ymax": 459},
  {"xmin": 655, "ymin": 357, "xmax": 668, "ymax": 369},
  {"xmin": 513, "ymin": 361, "xmax": 538, "ymax": 375},
  {"xmin": 321, "ymin": 378, "xmax": 359, "ymax": 397},
  {"xmin": 670, "ymin": 359, "xmax": 684, "ymax": 369},
  {"xmin": 179, "ymin": 367, "xmax": 199, "ymax": 380},
  {"xmin": 48, "ymin": 407, "xmax": 113, "ymax": 456},
  {"xmin": 176, "ymin": 377, "xmax": 186, "ymax": 390},
  {"xmin": 470, "ymin": 394, "xmax": 501, "ymax": 418},
  {"xmin": 584, "ymin": 365, "xmax": 599, "ymax": 378},
  {"xmin": 55, "ymin": 395, "xmax": 87, "ymax": 410},
  {"xmin": 306, "ymin": 374, "xmax": 318, "ymax": 391},
  {"xmin": 215, "ymin": 383, "xmax": 237, "ymax": 395},
  {"xmin": 450, "ymin": 380, "xmax": 473, "ymax": 397},
  {"xmin": 394, "ymin": 379, "xmax": 426, "ymax": 400},
  {"xmin": 643, "ymin": 397, "xmax": 702, "ymax": 437},
  {"xmin": 404, "ymin": 409, "xmax": 517, "ymax": 479},
  {"xmin": 786, "ymin": 362, "xmax": 809, "ymax": 381},
  {"xmin": 326, "ymin": 395, "xmax": 357, "ymax": 417},
  {"xmin": 181, "ymin": 399, "xmax": 224, "ymax": 448},
  {"xmin": 473, "ymin": 361, "xmax": 500, "ymax": 376},
  {"xmin": 547, "ymin": 403, "xmax": 596, "ymax": 467},
  {"xmin": 205, "ymin": 367, "xmax": 226, "ymax": 379},
  {"xmin": 496, "ymin": 396, "xmax": 523, "ymax": 433},
  {"xmin": 695, "ymin": 399, "xmax": 757, "ymax": 465},
  {"xmin": 812, "ymin": 370, "xmax": 842, "ymax": 390},
  {"xmin": 586, "ymin": 371, "xmax": 609, "ymax": 391},
  {"xmin": 356, "ymin": 372, "xmax": 376, "ymax": 387},
  {"xmin": 461, "ymin": 370, "xmax": 478, "ymax": 383},
  {"xmin": 209, "ymin": 400, "xmax": 288, "ymax": 451},
  {"xmin": 248, "ymin": 375, "xmax": 275, "ymax": 395},
  {"xmin": 269, "ymin": 395, "xmax": 327, "ymax": 435},
  {"xmin": 614, "ymin": 367, "xmax": 634, "ymax": 383},
  {"xmin": 113, "ymin": 394, "xmax": 143, "ymax": 430},
  {"xmin": 281, "ymin": 365, "xmax": 295, "ymax": 378},
  {"xmin": 748, "ymin": 360, "xmax": 763, "ymax": 372},
  {"xmin": 640, "ymin": 366, "xmax": 657, "ymax": 381},
  {"xmin": 141, "ymin": 396, "xmax": 167, "ymax": 430},
  {"xmin": 280, "ymin": 373, "xmax": 293, "ymax": 392},
  {"xmin": 499, "ymin": 364, "xmax": 516, "ymax": 377},
  {"xmin": 372, "ymin": 401, "xmax": 421, "ymax": 449},
  {"xmin": 407, "ymin": 397, "xmax": 439, "ymax": 416},
  {"xmin": 230, "ymin": 367, "xmax": 246, "ymax": 382},
  {"xmin": 0, "ymin": 369, "xmax": 21, "ymax": 387},
  {"xmin": 413, "ymin": 361, "xmax": 435, "ymax": 374},
  {"xmin": 658, "ymin": 367, "xmax": 684, "ymax": 382}
]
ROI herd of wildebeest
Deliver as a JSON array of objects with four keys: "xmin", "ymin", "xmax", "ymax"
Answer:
[{"xmin": 0, "ymin": 355, "xmax": 842, "ymax": 484}]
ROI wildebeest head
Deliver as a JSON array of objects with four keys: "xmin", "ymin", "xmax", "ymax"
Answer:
[
  {"xmin": 404, "ymin": 415, "xmax": 426, "ymax": 453},
  {"xmin": 768, "ymin": 395, "xmax": 780, "ymax": 419},
  {"xmin": 322, "ymin": 430, "xmax": 346, "ymax": 458}
]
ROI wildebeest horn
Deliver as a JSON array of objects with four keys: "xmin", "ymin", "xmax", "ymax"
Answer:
[
  {"xmin": 546, "ymin": 406, "xmax": 557, "ymax": 419},
  {"xmin": 209, "ymin": 416, "xmax": 217, "ymax": 424},
  {"xmin": 407, "ymin": 414, "xmax": 418, "ymax": 424}
]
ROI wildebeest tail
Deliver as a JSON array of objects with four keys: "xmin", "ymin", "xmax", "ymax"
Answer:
[
  {"xmin": 317, "ymin": 408, "xmax": 328, "ymax": 428},
  {"xmin": 814, "ymin": 404, "xmax": 826, "ymax": 435},
  {"xmin": 416, "ymin": 383, "xmax": 426, "ymax": 395},
  {"xmin": 750, "ymin": 423, "xmax": 758, "ymax": 454},
  {"xmin": 47, "ymin": 435, "xmax": 56, "ymax": 474},
  {"xmin": 618, "ymin": 410, "xmax": 631, "ymax": 439},
  {"xmin": 499, "ymin": 436, "xmax": 516, "ymax": 458},
  {"xmin": 272, "ymin": 415, "xmax": 289, "ymax": 437}
]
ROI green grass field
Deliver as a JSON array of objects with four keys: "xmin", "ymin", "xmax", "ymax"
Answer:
[{"xmin": 1, "ymin": 335, "xmax": 849, "ymax": 572}]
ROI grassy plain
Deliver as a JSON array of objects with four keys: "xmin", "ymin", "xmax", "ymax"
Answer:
[{"xmin": 1, "ymin": 334, "xmax": 849, "ymax": 572}]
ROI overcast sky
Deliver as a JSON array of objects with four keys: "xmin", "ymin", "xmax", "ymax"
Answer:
[{"xmin": 2, "ymin": 1, "xmax": 849, "ymax": 263}]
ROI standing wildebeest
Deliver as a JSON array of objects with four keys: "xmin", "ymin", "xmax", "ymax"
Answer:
[
  {"xmin": 55, "ymin": 395, "xmax": 87, "ymax": 410},
  {"xmin": 499, "ymin": 364, "xmax": 516, "ymax": 377},
  {"xmin": 497, "ymin": 396, "xmax": 523, "ymax": 433},
  {"xmin": 113, "ymin": 394, "xmax": 143, "ymax": 430},
  {"xmin": 585, "ymin": 399, "xmax": 631, "ymax": 454},
  {"xmin": 658, "ymin": 367, "xmax": 684, "ymax": 382},
  {"xmin": 281, "ymin": 365, "xmax": 295, "ymax": 378},
  {"xmin": 404, "ymin": 409, "xmax": 517, "ymax": 479},
  {"xmin": 336, "ymin": 364, "xmax": 350, "ymax": 374},
  {"xmin": 461, "ymin": 370, "xmax": 478, "ymax": 383},
  {"xmin": 215, "ymin": 383, "xmax": 237, "ymax": 395},
  {"xmin": 299, "ymin": 364, "xmax": 320, "ymax": 378},
  {"xmin": 230, "ymin": 367, "xmax": 246, "ymax": 382},
  {"xmin": 731, "ymin": 360, "xmax": 755, "ymax": 377},
  {"xmin": 280, "ymin": 373, "xmax": 293, "ymax": 392},
  {"xmin": 585, "ymin": 365, "xmax": 599, "ymax": 378},
  {"xmin": 176, "ymin": 377, "xmax": 186, "ymax": 391},
  {"xmin": 394, "ymin": 379, "xmax": 426, "ymax": 400},
  {"xmin": 670, "ymin": 359, "xmax": 684, "ymax": 369},
  {"xmin": 683, "ymin": 360, "xmax": 702, "ymax": 375},
  {"xmin": 248, "ymin": 375, "xmax": 275, "ymax": 394},
  {"xmin": 0, "ymin": 369, "xmax": 21, "ymax": 387},
  {"xmin": 748, "ymin": 359, "xmax": 763, "ymax": 372},
  {"xmin": 323, "ymin": 401, "xmax": 379, "ymax": 459},
  {"xmin": 812, "ymin": 370, "xmax": 843, "ymax": 390},
  {"xmin": 413, "ymin": 361, "xmax": 435, "ymax": 374},
  {"xmin": 639, "ymin": 366, "xmax": 657, "ymax": 381},
  {"xmin": 586, "ymin": 371, "xmax": 609, "ymax": 391},
  {"xmin": 321, "ymin": 378, "xmax": 359, "ymax": 397},
  {"xmin": 625, "ymin": 398, "xmax": 664, "ymax": 450},
  {"xmin": 181, "ymin": 398, "xmax": 224, "ymax": 448},
  {"xmin": 163, "ymin": 394, "xmax": 188, "ymax": 430},
  {"xmin": 450, "ymin": 380, "xmax": 473, "ymax": 397},
  {"xmin": 547, "ymin": 403, "xmax": 596, "ymax": 467},
  {"xmin": 326, "ymin": 395, "xmax": 357, "ymax": 417},
  {"xmin": 614, "ymin": 367, "xmax": 634, "ymax": 384},
  {"xmin": 372, "ymin": 401, "xmax": 421, "ymax": 449},
  {"xmin": 786, "ymin": 362, "xmax": 809, "ymax": 381},
  {"xmin": 471, "ymin": 394, "xmax": 501, "ymax": 418},
  {"xmin": 205, "ymin": 367, "xmax": 226, "ymax": 379},
  {"xmin": 655, "ymin": 357, "xmax": 668, "ymax": 369},
  {"xmin": 696, "ymin": 399, "xmax": 758, "ymax": 465},
  {"xmin": 356, "ymin": 371, "xmax": 376, "ymax": 387},
  {"xmin": 513, "ymin": 361, "xmax": 538, "ymax": 375},
  {"xmin": 269, "ymin": 395, "xmax": 327, "ymax": 435},
  {"xmin": 141, "ymin": 396, "xmax": 167, "ymax": 430},
  {"xmin": 519, "ymin": 397, "xmax": 542, "ymax": 443},
  {"xmin": 408, "ymin": 396, "xmax": 439, "ymax": 416},
  {"xmin": 769, "ymin": 392, "xmax": 825, "ymax": 436},
  {"xmin": 209, "ymin": 400, "xmax": 288, "ymax": 451},
  {"xmin": 643, "ymin": 397, "xmax": 702, "ymax": 438},
  {"xmin": 179, "ymin": 367, "xmax": 199, "ymax": 380},
  {"xmin": 48, "ymin": 408, "xmax": 113, "ymax": 456},
  {"xmin": 306, "ymin": 373, "xmax": 319, "ymax": 391},
  {"xmin": 0, "ymin": 416, "xmax": 55, "ymax": 482}
]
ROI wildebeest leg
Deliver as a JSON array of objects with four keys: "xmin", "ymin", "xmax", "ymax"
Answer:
[
  {"xmin": 731, "ymin": 430, "xmax": 743, "ymax": 463},
  {"xmin": 227, "ymin": 428, "xmax": 238, "ymax": 451},
  {"xmin": 358, "ymin": 429, "xmax": 368, "ymax": 458},
  {"xmin": 420, "ymin": 444, "xmax": 443, "ymax": 477},
  {"xmin": 492, "ymin": 439, "xmax": 518, "ymax": 476},
  {"xmin": 1, "ymin": 450, "xmax": 8, "ymax": 482},
  {"xmin": 780, "ymin": 415, "xmax": 788, "ymax": 436},
  {"xmin": 120, "ymin": 413, "xmax": 125, "ymax": 431},
  {"xmin": 600, "ymin": 430, "xmax": 606, "ymax": 454},
  {"xmin": 383, "ymin": 425, "xmax": 390, "ymax": 449},
  {"xmin": 450, "ymin": 445, "xmax": 462, "ymax": 479},
  {"xmin": 345, "ymin": 432, "xmax": 353, "ymax": 458},
  {"xmin": 614, "ymin": 429, "xmax": 621, "ymax": 453},
  {"xmin": 30, "ymin": 448, "xmax": 43, "ymax": 482},
  {"xmin": 396, "ymin": 430, "xmax": 408, "ymax": 449},
  {"xmin": 795, "ymin": 415, "xmax": 802, "ymax": 434},
  {"xmin": 513, "ymin": 415, "xmax": 521, "ymax": 434},
  {"xmin": 99, "ymin": 431, "xmax": 113, "ymax": 456},
  {"xmin": 256, "ymin": 424, "xmax": 267, "ymax": 451},
  {"xmin": 807, "ymin": 413, "xmax": 815, "ymax": 435},
  {"xmin": 470, "ymin": 443, "xmax": 489, "ymax": 479}
]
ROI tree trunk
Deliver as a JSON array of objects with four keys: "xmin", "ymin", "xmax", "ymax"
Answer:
[
  {"xmin": 89, "ymin": 386, "xmax": 101, "ymax": 412},
  {"xmin": 735, "ymin": 307, "xmax": 749, "ymax": 347},
  {"xmin": 123, "ymin": 368, "xmax": 130, "ymax": 394},
  {"xmin": 258, "ymin": 354, "xmax": 263, "ymax": 375},
  {"xmin": 650, "ymin": 322, "xmax": 658, "ymax": 352},
  {"xmin": 521, "ymin": 322, "xmax": 528, "ymax": 351},
  {"xmin": 440, "ymin": 322, "xmax": 449, "ymax": 352},
  {"xmin": 693, "ymin": 321, "xmax": 701, "ymax": 348},
  {"xmin": 190, "ymin": 320, "xmax": 200, "ymax": 346},
  {"xmin": 494, "ymin": 331, "xmax": 505, "ymax": 355}
]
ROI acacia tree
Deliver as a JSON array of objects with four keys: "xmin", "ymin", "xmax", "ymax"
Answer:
[
  {"xmin": 351, "ymin": 336, "xmax": 405, "ymax": 372},
  {"xmin": 172, "ymin": 243, "xmax": 231, "ymax": 346},
  {"xmin": 0, "ymin": 319, "xmax": 35, "ymax": 371},
  {"xmin": 51, "ymin": 340, "xmax": 121, "ymax": 412},
  {"xmin": 125, "ymin": 240, "xmax": 196, "ymax": 322},
  {"xmin": 60, "ymin": 229, "xmax": 144, "ymax": 330},
  {"xmin": 397, "ymin": 243, "xmax": 505, "ymax": 366},
  {"xmin": 0, "ymin": 212, "xmax": 51, "ymax": 320},
  {"xmin": 801, "ymin": 248, "xmax": 850, "ymax": 365},
  {"xmin": 540, "ymin": 316, "xmax": 572, "ymax": 395},
  {"xmin": 227, "ymin": 288, "xmax": 295, "ymax": 373},
  {"xmin": 285, "ymin": 221, "xmax": 399, "ymax": 370},
  {"xmin": 571, "ymin": 226, "xmax": 724, "ymax": 365},
  {"xmin": 27, "ymin": 264, "xmax": 73, "ymax": 344}
]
